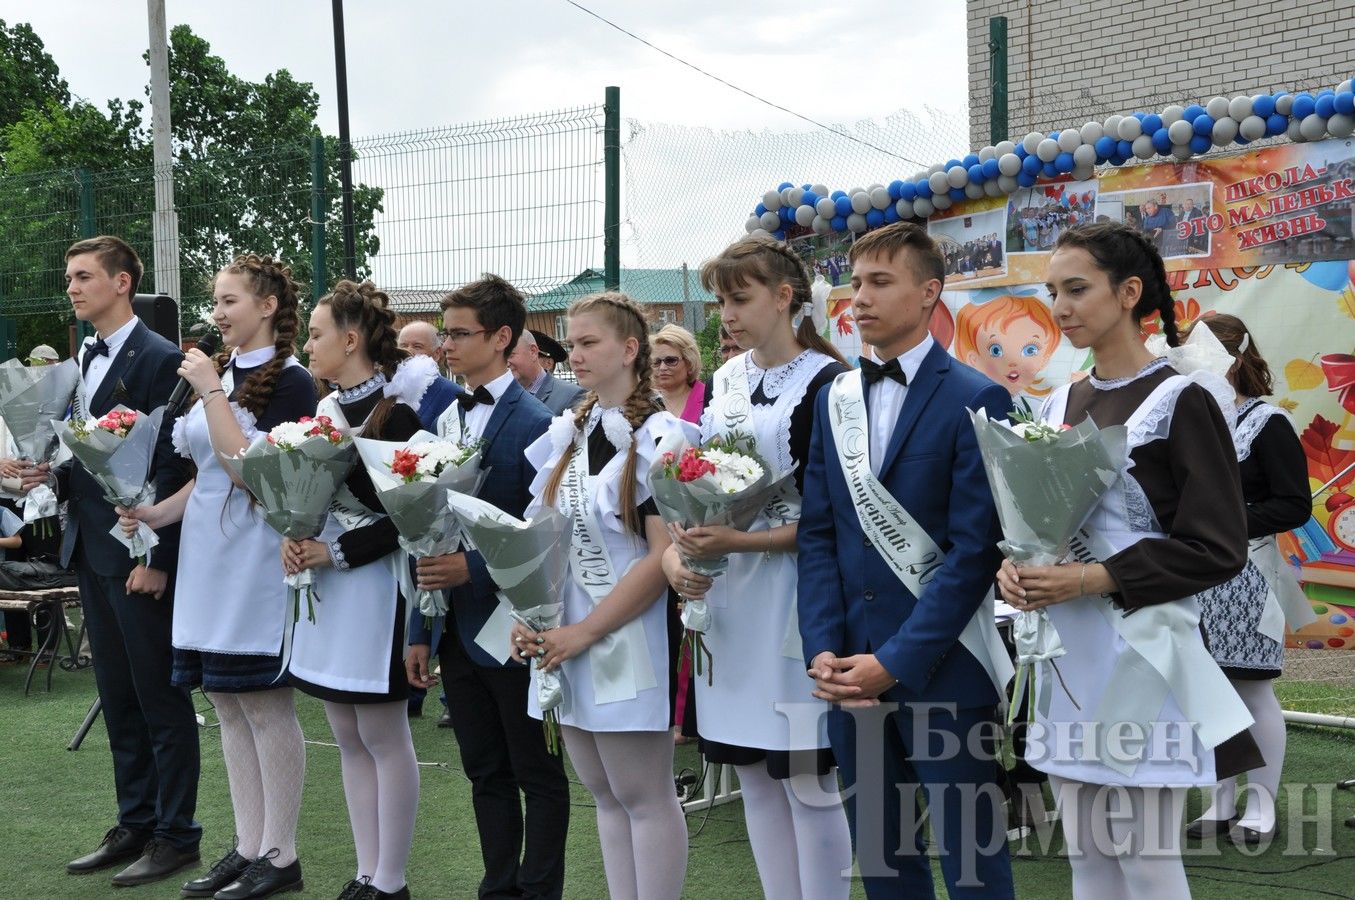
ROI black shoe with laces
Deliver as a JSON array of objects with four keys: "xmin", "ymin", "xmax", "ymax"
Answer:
[
  {"xmin": 213, "ymin": 848, "xmax": 303, "ymax": 899},
  {"xmin": 111, "ymin": 837, "xmax": 201, "ymax": 887},
  {"xmin": 370, "ymin": 885, "xmax": 409, "ymax": 899},
  {"xmin": 66, "ymin": 825, "xmax": 152, "ymax": 873},
  {"xmin": 337, "ymin": 877, "xmax": 375, "ymax": 900},
  {"xmin": 181, "ymin": 842, "xmax": 250, "ymax": 897}
]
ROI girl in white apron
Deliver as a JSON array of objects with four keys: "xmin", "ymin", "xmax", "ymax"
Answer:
[
  {"xmin": 512, "ymin": 292, "xmax": 690, "ymax": 900},
  {"xmin": 1186, "ymin": 314, "xmax": 1313, "ymax": 845},
  {"xmin": 662, "ymin": 237, "xmax": 853, "ymax": 900},
  {"xmin": 997, "ymin": 224, "xmax": 1260, "ymax": 899},
  {"xmin": 121, "ymin": 255, "xmax": 317, "ymax": 898},
  {"xmin": 282, "ymin": 280, "xmax": 423, "ymax": 900}
]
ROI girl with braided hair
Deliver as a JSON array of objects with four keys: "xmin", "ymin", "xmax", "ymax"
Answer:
[
  {"xmin": 997, "ymin": 222, "xmax": 1260, "ymax": 898},
  {"xmin": 513, "ymin": 292, "xmax": 693, "ymax": 899},
  {"xmin": 283, "ymin": 279, "xmax": 425, "ymax": 900},
  {"xmin": 660, "ymin": 235, "xmax": 852, "ymax": 900},
  {"xmin": 121, "ymin": 254, "xmax": 318, "ymax": 898}
]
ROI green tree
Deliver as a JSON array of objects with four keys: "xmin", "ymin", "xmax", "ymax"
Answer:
[
  {"xmin": 696, "ymin": 311, "xmax": 723, "ymax": 380},
  {"xmin": 0, "ymin": 19, "xmax": 68, "ymax": 135}
]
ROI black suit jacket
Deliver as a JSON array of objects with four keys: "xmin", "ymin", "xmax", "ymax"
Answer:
[{"xmin": 58, "ymin": 320, "xmax": 189, "ymax": 577}]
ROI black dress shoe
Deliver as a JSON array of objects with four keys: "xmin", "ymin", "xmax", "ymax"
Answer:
[
  {"xmin": 371, "ymin": 885, "xmax": 410, "ymax": 899},
  {"xmin": 337, "ymin": 877, "xmax": 375, "ymax": 899},
  {"xmin": 181, "ymin": 846, "xmax": 251, "ymax": 897},
  {"xmin": 67, "ymin": 825, "xmax": 152, "ymax": 873},
  {"xmin": 111, "ymin": 838, "xmax": 201, "ymax": 887},
  {"xmin": 215, "ymin": 849, "xmax": 303, "ymax": 898},
  {"xmin": 1184, "ymin": 817, "xmax": 1237, "ymax": 839},
  {"xmin": 1231, "ymin": 824, "xmax": 1274, "ymax": 846},
  {"xmin": 436, "ymin": 709, "xmax": 453, "ymax": 728}
]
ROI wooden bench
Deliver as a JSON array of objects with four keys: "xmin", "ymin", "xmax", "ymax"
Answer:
[{"xmin": 0, "ymin": 587, "xmax": 86, "ymax": 696}]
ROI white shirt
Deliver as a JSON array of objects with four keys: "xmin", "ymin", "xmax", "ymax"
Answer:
[
  {"xmin": 80, "ymin": 316, "xmax": 140, "ymax": 400},
  {"xmin": 866, "ymin": 334, "xmax": 934, "ymax": 476},
  {"xmin": 459, "ymin": 369, "xmax": 515, "ymax": 442}
]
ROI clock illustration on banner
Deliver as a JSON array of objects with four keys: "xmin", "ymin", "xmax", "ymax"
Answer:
[{"xmin": 1324, "ymin": 492, "xmax": 1355, "ymax": 552}]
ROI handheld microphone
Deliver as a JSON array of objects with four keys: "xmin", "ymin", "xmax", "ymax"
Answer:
[{"xmin": 166, "ymin": 329, "xmax": 221, "ymax": 418}]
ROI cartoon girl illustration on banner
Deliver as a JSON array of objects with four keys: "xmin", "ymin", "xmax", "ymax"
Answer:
[{"xmin": 954, "ymin": 293, "xmax": 1060, "ymax": 413}]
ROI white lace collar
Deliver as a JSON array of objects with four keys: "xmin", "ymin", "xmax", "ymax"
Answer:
[
  {"xmin": 585, "ymin": 404, "xmax": 633, "ymax": 452},
  {"xmin": 1087, "ymin": 356, "xmax": 1171, "ymax": 391},
  {"xmin": 746, "ymin": 348, "xmax": 816, "ymax": 399}
]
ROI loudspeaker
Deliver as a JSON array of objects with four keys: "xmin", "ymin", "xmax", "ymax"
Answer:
[{"xmin": 133, "ymin": 293, "xmax": 180, "ymax": 346}]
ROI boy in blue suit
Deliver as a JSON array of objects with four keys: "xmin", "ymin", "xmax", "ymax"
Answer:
[
  {"xmin": 797, "ymin": 223, "xmax": 1015, "ymax": 898},
  {"xmin": 406, "ymin": 275, "xmax": 569, "ymax": 900}
]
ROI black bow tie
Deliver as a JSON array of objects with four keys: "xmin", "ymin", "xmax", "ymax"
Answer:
[
  {"xmin": 860, "ymin": 356, "xmax": 907, "ymax": 386},
  {"xmin": 457, "ymin": 385, "xmax": 495, "ymax": 410},
  {"xmin": 81, "ymin": 338, "xmax": 110, "ymax": 376}
]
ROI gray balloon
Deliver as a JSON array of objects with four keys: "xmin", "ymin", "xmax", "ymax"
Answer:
[
  {"xmin": 1161, "ymin": 105, "xmax": 1185, "ymax": 124},
  {"xmin": 816, "ymin": 197, "xmax": 837, "ymax": 218},
  {"xmin": 965, "ymin": 181, "xmax": 986, "ymax": 199},
  {"xmin": 978, "ymin": 146, "xmax": 998, "ymax": 162},
  {"xmin": 1036, "ymin": 138, "xmax": 1060, "ymax": 162},
  {"xmin": 1328, "ymin": 113, "xmax": 1355, "ymax": 139},
  {"xmin": 811, "ymin": 215, "xmax": 832, "ymax": 235},
  {"xmin": 932, "ymin": 194, "xmax": 953, "ymax": 210},
  {"xmin": 762, "ymin": 190, "xmax": 781, "ymax": 211},
  {"xmin": 1167, "ymin": 119, "xmax": 1194, "ymax": 144},
  {"xmin": 947, "ymin": 165, "xmax": 969, "ymax": 188},
  {"xmin": 927, "ymin": 173, "xmax": 950, "ymax": 196},
  {"xmin": 1275, "ymin": 94, "xmax": 1294, "ymax": 115},
  {"xmin": 995, "ymin": 140, "xmax": 1017, "ymax": 156},
  {"xmin": 1118, "ymin": 117, "xmax": 1142, "ymax": 141},
  {"xmin": 997, "ymin": 174, "xmax": 1019, "ymax": 192},
  {"xmin": 1073, "ymin": 144, "xmax": 1098, "ymax": 167},
  {"xmin": 998, "ymin": 153, "xmax": 1023, "ymax": 176},
  {"xmin": 870, "ymin": 187, "xmax": 892, "ymax": 210},
  {"xmin": 1211, "ymin": 117, "xmax": 1238, "ymax": 146},
  {"xmin": 811, "ymin": 183, "xmax": 830, "ymax": 197},
  {"xmin": 1022, "ymin": 132, "xmax": 1043, "ymax": 154},
  {"xmin": 847, "ymin": 212, "xmax": 868, "ymax": 233},
  {"xmin": 852, "ymin": 191, "xmax": 873, "ymax": 214},
  {"xmin": 912, "ymin": 197, "xmax": 934, "ymax": 218},
  {"xmin": 1133, "ymin": 134, "xmax": 1156, "ymax": 158},
  {"xmin": 1079, "ymin": 121, "xmax": 1103, "ymax": 144},
  {"xmin": 1058, "ymin": 130, "xmax": 1081, "ymax": 152},
  {"xmin": 1228, "ymin": 96, "xmax": 1253, "ymax": 121},
  {"xmin": 1205, "ymin": 96, "xmax": 1230, "ymax": 119},
  {"xmin": 1299, "ymin": 114, "xmax": 1328, "ymax": 141},
  {"xmin": 983, "ymin": 180, "xmax": 1003, "ymax": 197},
  {"xmin": 760, "ymin": 210, "xmax": 781, "ymax": 230},
  {"xmin": 795, "ymin": 204, "xmax": 816, "ymax": 227},
  {"xmin": 895, "ymin": 198, "xmax": 915, "ymax": 219},
  {"xmin": 745, "ymin": 216, "xmax": 761, "ymax": 233},
  {"xmin": 1238, "ymin": 115, "xmax": 1267, "ymax": 141},
  {"xmin": 1287, "ymin": 118, "xmax": 1305, "ymax": 142},
  {"xmin": 1172, "ymin": 145, "xmax": 1194, "ymax": 160}
]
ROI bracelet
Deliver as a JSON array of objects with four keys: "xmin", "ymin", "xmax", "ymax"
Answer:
[
  {"xmin": 766, "ymin": 529, "xmax": 773, "ymax": 554},
  {"xmin": 204, "ymin": 388, "xmax": 226, "ymax": 404},
  {"xmin": 1079, "ymin": 564, "xmax": 1088, "ymax": 595}
]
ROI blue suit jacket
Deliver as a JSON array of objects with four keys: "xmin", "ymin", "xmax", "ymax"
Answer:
[
  {"xmin": 416, "ymin": 375, "xmax": 461, "ymax": 432},
  {"xmin": 410, "ymin": 378, "xmax": 554, "ymax": 667},
  {"xmin": 58, "ymin": 320, "xmax": 189, "ymax": 577},
  {"xmin": 797, "ymin": 341, "xmax": 1012, "ymax": 708}
]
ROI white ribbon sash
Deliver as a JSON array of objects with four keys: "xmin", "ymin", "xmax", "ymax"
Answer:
[
  {"xmin": 1250, "ymin": 535, "xmax": 1317, "ymax": 641},
  {"xmin": 557, "ymin": 433, "xmax": 657, "ymax": 705},
  {"xmin": 826, "ymin": 371, "xmax": 1013, "ymax": 695}
]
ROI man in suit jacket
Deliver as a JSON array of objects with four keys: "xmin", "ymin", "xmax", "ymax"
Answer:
[
  {"xmin": 407, "ymin": 276, "xmax": 569, "ymax": 900},
  {"xmin": 508, "ymin": 328, "xmax": 584, "ymax": 415},
  {"xmin": 798, "ymin": 223, "xmax": 1015, "ymax": 899},
  {"xmin": 398, "ymin": 319, "xmax": 462, "ymax": 431},
  {"xmin": 23, "ymin": 236, "xmax": 199, "ymax": 887}
]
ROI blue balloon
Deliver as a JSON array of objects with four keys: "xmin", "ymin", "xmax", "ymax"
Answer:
[
  {"xmin": 771, "ymin": 228, "xmax": 785, "ymax": 240},
  {"xmin": 779, "ymin": 207, "xmax": 793, "ymax": 224},
  {"xmin": 981, "ymin": 158, "xmax": 1001, "ymax": 180},
  {"xmin": 1055, "ymin": 152, "xmax": 1074, "ymax": 173},
  {"xmin": 1151, "ymin": 128, "xmax": 1172, "ymax": 154},
  {"xmin": 801, "ymin": 183, "xmax": 812, "ymax": 191},
  {"xmin": 949, "ymin": 187, "xmax": 966, "ymax": 201},
  {"xmin": 1117, "ymin": 139, "xmax": 1133, "ymax": 157},
  {"xmin": 1021, "ymin": 154, "xmax": 1042, "ymax": 175},
  {"xmin": 834, "ymin": 196, "xmax": 853, "ymax": 216},
  {"xmin": 1293, "ymin": 93, "xmax": 1316, "ymax": 118},
  {"xmin": 915, "ymin": 180, "xmax": 933, "ymax": 200},
  {"xmin": 1189, "ymin": 134, "xmax": 1211, "ymax": 153},
  {"xmin": 1132, "ymin": 111, "xmax": 1146, "ymax": 120},
  {"xmin": 1049, "ymin": 130, "xmax": 1060, "ymax": 140},
  {"xmin": 1265, "ymin": 113, "xmax": 1288, "ymax": 135},
  {"xmin": 1094, "ymin": 135, "xmax": 1117, "ymax": 158},
  {"xmin": 1017, "ymin": 171, "xmax": 1037, "ymax": 187},
  {"xmin": 1183, "ymin": 104, "xmax": 1206, "ymax": 121},
  {"xmin": 1318, "ymin": 88, "xmax": 1336, "ymax": 99},
  {"xmin": 1043, "ymin": 161, "xmax": 1059, "ymax": 177},
  {"xmin": 883, "ymin": 205, "xmax": 901, "ymax": 223},
  {"xmin": 802, "ymin": 191, "xmax": 820, "ymax": 208},
  {"xmin": 1298, "ymin": 260, "xmax": 1352, "ymax": 291},
  {"xmin": 866, "ymin": 209, "xmax": 885, "ymax": 228},
  {"xmin": 899, "ymin": 182, "xmax": 917, "ymax": 202},
  {"xmin": 888, "ymin": 180, "xmax": 905, "ymax": 200},
  {"xmin": 963, "ymin": 153, "xmax": 981, "ymax": 168},
  {"xmin": 755, "ymin": 203, "xmax": 767, "ymax": 216},
  {"xmin": 1108, "ymin": 154, "xmax": 1125, "ymax": 167},
  {"xmin": 1192, "ymin": 114, "xmax": 1214, "ymax": 136},
  {"xmin": 1142, "ymin": 113, "xmax": 1163, "ymax": 133},
  {"xmin": 1316, "ymin": 94, "xmax": 1337, "ymax": 118},
  {"xmin": 777, "ymin": 181, "xmax": 793, "ymax": 190},
  {"xmin": 1252, "ymin": 95, "xmax": 1276, "ymax": 118},
  {"xmin": 968, "ymin": 163, "xmax": 986, "ymax": 183},
  {"xmin": 1015, "ymin": 144, "xmax": 1029, "ymax": 159},
  {"xmin": 1338, "ymin": 92, "xmax": 1355, "ymax": 116},
  {"xmin": 946, "ymin": 159, "xmax": 963, "ymax": 171},
  {"xmin": 830, "ymin": 215, "xmax": 847, "ymax": 232},
  {"xmin": 1234, "ymin": 135, "xmax": 1250, "ymax": 145},
  {"xmin": 830, "ymin": 190, "xmax": 846, "ymax": 200}
]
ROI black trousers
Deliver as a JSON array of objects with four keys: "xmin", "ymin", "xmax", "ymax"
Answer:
[
  {"xmin": 440, "ymin": 627, "xmax": 569, "ymax": 900},
  {"xmin": 77, "ymin": 563, "xmax": 201, "ymax": 850}
]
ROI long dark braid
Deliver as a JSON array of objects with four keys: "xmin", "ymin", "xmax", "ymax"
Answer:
[
  {"xmin": 1054, "ymin": 222, "xmax": 1179, "ymax": 347},
  {"xmin": 213, "ymin": 254, "xmax": 304, "ymax": 417}
]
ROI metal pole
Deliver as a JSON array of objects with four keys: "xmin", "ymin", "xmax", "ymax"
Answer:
[
  {"xmin": 147, "ymin": 0, "xmax": 181, "ymax": 302},
  {"xmin": 989, "ymin": 17, "xmax": 1008, "ymax": 146},
  {"xmin": 332, "ymin": 0, "xmax": 357, "ymax": 280},
  {"xmin": 310, "ymin": 135, "xmax": 328, "ymax": 303},
  {"xmin": 604, "ymin": 86, "xmax": 620, "ymax": 292}
]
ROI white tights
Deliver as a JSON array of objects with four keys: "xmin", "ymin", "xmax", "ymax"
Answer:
[
  {"xmin": 1048, "ymin": 774, "xmax": 1192, "ymax": 900},
  {"xmin": 562, "ymin": 726, "xmax": 688, "ymax": 900},
  {"xmin": 325, "ymin": 700, "xmax": 420, "ymax": 893},
  {"xmin": 210, "ymin": 688, "xmax": 305, "ymax": 864},
  {"xmin": 1198, "ymin": 678, "xmax": 1287, "ymax": 833},
  {"xmin": 734, "ymin": 763, "xmax": 853, "ymax": 900}
]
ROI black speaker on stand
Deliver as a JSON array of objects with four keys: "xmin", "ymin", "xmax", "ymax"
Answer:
[{"xmin": 132, "ymin": 292, "xmax": 180, "ymax": 346}]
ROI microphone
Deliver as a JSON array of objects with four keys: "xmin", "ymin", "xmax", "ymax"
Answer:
[{"xmin": 166, "ymin": 329, "xmax": 221, "ymax": 418}]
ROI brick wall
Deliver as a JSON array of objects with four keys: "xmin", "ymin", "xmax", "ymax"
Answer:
[{"xmin": 967, "ymin": 0, "xmax": 1355, "ymax": 149}]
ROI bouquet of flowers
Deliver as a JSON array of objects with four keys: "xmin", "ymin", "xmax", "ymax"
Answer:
[
  {"xmin": 224, "ymin": 415, "xmax": 356, "ymax": 624},
  {"xmin": 647, "ymin": 430, "xmax": 791, "ymax": 683},
  {"xmin": 353, "ymin": 432, "xmax": 485, "ymax": 623},
  {"xmin": 969, "ymin": 407, "xmax": 1128, "ymax": 723},
  {"xmin": 447, "ymin": 493, "xmax": 573, "ymax": 753},
  {"xmin": 55, "ymin": 406, "xmax": 166, "ymax": 563},
  {"xmin": 0, "ymin": 358, "xmax": 80, "ymax": 528}
]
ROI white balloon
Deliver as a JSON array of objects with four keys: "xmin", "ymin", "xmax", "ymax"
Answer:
[
  {"xmin": 1071, "ymin": 164, "xmax": 1095, "ymax": 181},
  {"xmin": 1036, "ymin": 138, "xmax": 1060, "ymax": 162},
  {"xmin": 762, "ymin": 190, "xmax": 781, "ymax": 211},
  {"xmin": 895, "ymin": 198, "xmax": 915, "ymax": 219},
  {"xmin": 780, "ymin": 187, "xmax": 793, "ymax": 205},
  {"xmin": 786, "ymin": 187, "xmax": 804, "ymax": 207},
  {"xmin": 1073, "ymin": 143, "xmax": 1097, "ymax": 167},
  {"xmin": 750, "ymin": 228, "xmax": 771, "ymax": 238},
  {"xmin": 1206, "ymin": 96, "xmax": 1230, "ymax": 119},
  {"xmin": 928, "ymin": 164, "xmax": 945, "ymax": 175},
  {"xmin": 1328, "ymin": 113, "xmax": 1355, "ymax": 139},
  {"xmin": 1167, "ymin": 119, "xmax": 1194, "ymax": 144},
  {"xmin": 870, "ymin": 187, "xmax": 891, "ymax": 210},
  {"xmin": 759, "ymin": 211, "xmax": 780, "ymax": 230},
  {"xmin": 811, "ymin": 215, "xmax": 832, "ymax": 235},
  {"xmin": 1239, "ymin": 115, "xmax": 1267, "ymax": 141},
  {"xmin": 847, "ymin": 212, "xmax": 868, "ymax": 233},
  {"xmin": 983, "ymin": 180, "xmax": 1003, "ymax": 197},
  {"xmin": 1299, "ymin": 113, "xmax": 1329, "ymax": 141},
  {"xmin": 998, "ymin": 153, "xmax": 1022, "ymax": 176},
  {"xmin": 745, "ymin": 216, "xmax": 761, "ymax": 233},
  {"xmin": 947, "ymin": 165, "xmax": 969, "ymax": 188},
  {"xmin": 1118, "ymin": 117, "xmax": 1142, "ymax": 140},
  {"xmin": 1287, "ymin": 118, "xmax": 1305, "ymax": 142},
  {"xmin": 1161, "ymin": 104, "xmax": 1184, "ymax": 124},
  {"xmin": 816, "ymin": 197, "xmax": 837, "ymax": 218},
  {"xmin": 1339, "ymin": 80, "xmax": 1353, "ymax": 95},
  {"xmin": 932, "ymin": 193, "xmax": 953, "ymax": 210},
  {"xmin": 849, "ymin": 186, "xmax": 865, "ymax": 197},
  {"xmin": 1057, "ymin": 129, "xmax": 1081, "ymax": 152},
  {"xmin": 1132, "ymin": 134, "xmax": 1156, "ymax": 158},
  {"xmin": 995, "ymin": 140, "xmax": 1017, "ymax": 156},
  {"xmin": 851, "ymin": 191, "xmax": 873, "ymax": 214},
  {"xmin": 1022, "ymin": 132, "xmax": 1043, "ymax": 154},
  {"xmin": 964, "ymin": 181, "xmax": 985, "ymax": 199},
  {"xmin": 1079, "ymin": 121, "xmax": 1103, "ymax": 144},
  {"xmin": 867, "ymin": 183, "xmax": 884, "ymax": 192},
  {"xmin": 1228, "ymin": 96, "xmax": 1253, "ymax": 121},
  {"xmin": 912, "ymin": 197, "xmax": 934, "ymax": 218},
  {"xmin": 1211, "ymin": 117, "xmax": 1238, "ymax": 145},
  {"xmin": 997, "ymin": 174, "xmax": 1018, "ymax": 192},
  {"xmin": 1103, "ymin": 114, "xmax": 1124, "ymax": 135},
  {"xmin": 1275, "ymin": 94, "xmax": 1294, "ymax": 115},
  {"xmin": 911, "ymin": 171, "xmax": 927, "ymax": 183},
  {"xmin": 1172, "ymin": 144, "xmax": 1194, "ymax": 160},
  {"xmin": 927, "ymin": 172, "xmax": 950, "ymax": 196},
  {"xmin": 810, "ymin": 183, "xmax": 829, "ymax": 197},
  {"xmin": 795, "ymin": 204, "xmax": 815, "ymax": 227},
  {"xmin": 978, "ymin": 146, "xmax": 998, "ymax": 162}
]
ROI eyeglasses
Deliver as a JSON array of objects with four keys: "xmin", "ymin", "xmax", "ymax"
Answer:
[
  {"xmin": 440, "ymin": 329, "xmax": 488, "ymax": 344},
  {"xmin": 654, "ymin": 356, "xmax": 683, "ymax": 368}
]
